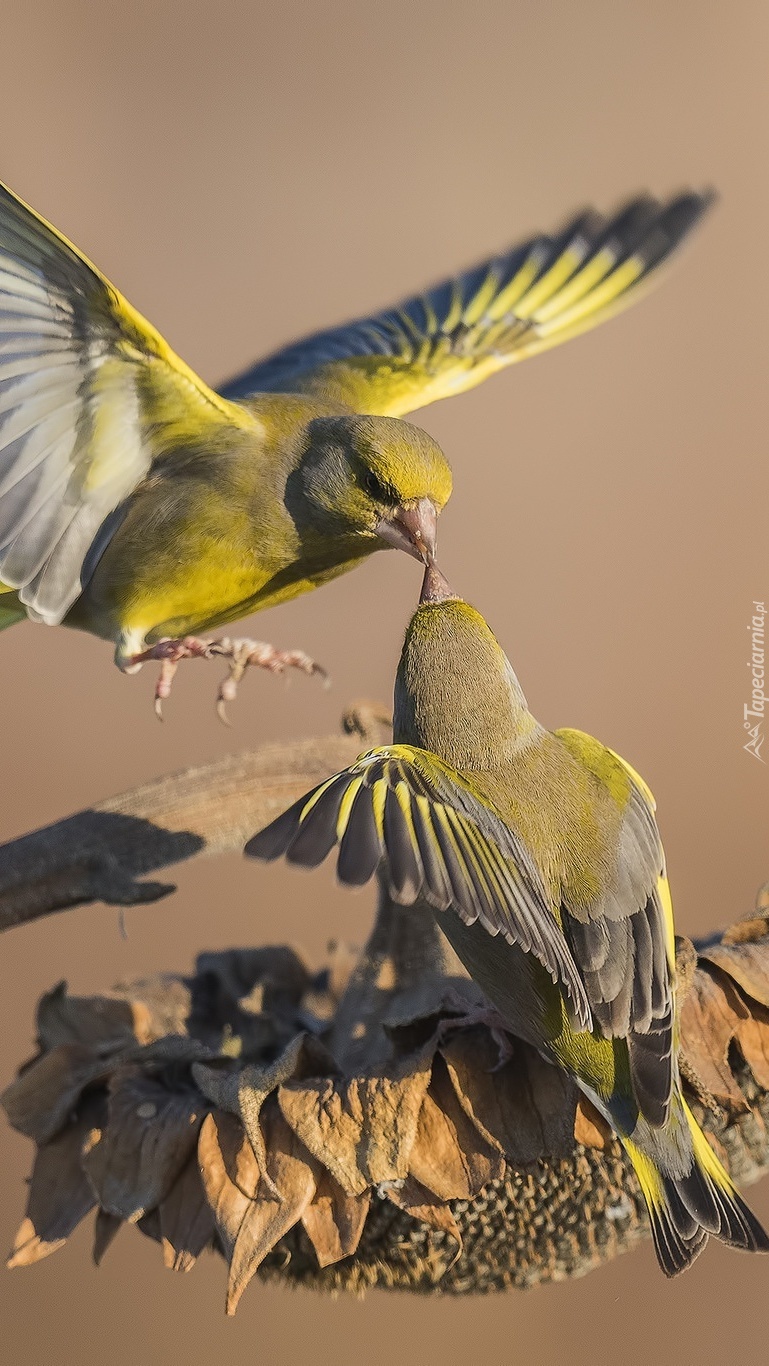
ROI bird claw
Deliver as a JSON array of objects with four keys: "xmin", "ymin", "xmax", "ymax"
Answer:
[{"xmin": 127, "ymin": 635, "xmax": 327, "ymax": 721}]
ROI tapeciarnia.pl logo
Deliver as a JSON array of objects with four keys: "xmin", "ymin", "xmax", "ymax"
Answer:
[{"xmin": 744, "ymin": 600, "xmax": 766, "ymax": 762}]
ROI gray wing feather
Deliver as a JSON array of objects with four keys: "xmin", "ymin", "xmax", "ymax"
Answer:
[
  {"xmin": 563, "ymin": 781, "xmax": 674, "ymax": 1126},
  {"xmin": 0, "ymin": 186, "xmax": 151, "ymax": 622}
]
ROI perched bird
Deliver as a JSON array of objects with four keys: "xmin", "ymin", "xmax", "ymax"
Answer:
[
  {"xmin": 248, "ymin": 565, "xmax": 769, "ymax": 1276},
  {"xmin": 0, "ymin": 184, "xmax": 711, "ymax": 713}
]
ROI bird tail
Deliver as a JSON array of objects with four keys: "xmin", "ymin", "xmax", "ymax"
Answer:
[{"xmin": 621, "ymin": 1097, "xmax": 769, "ymax": 1276}]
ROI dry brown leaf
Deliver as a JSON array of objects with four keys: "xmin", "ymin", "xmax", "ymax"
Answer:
[
  {"xmin": 278, "ymin": 1051, "xmax": 432, "ymax": 1196},
  {"xmin": 701, "ymin": 937, "xmax": 769, "ymax": 1009},
  {"xmin": 1, "ymin": 1045, "xmax": 112, "ymax": 1143},
  {"xmin": 110, "ymin": 976, "xmax": 193, "ymax": 1042},
  {"xmin": 93, "ymin": 1210, "xmax": 122, "ymax": 1265},
  {"xmin": 408, "ymin": 1057, "xmax": 503, "ymax": 1200},
  {"xmin": 36, "ymin": 983, "xmax": 149, "ymax": 1052},
  {"xmin": 226, "ymin": 1105, "xmax": 319, "ymax": 1315},
  {"xmin": 574, "ymin": 1096, "xmax": 613, "ymax": 1150},
  {"xmin": 198, "ymin": 1110, "xmax": 260, "ymax": 1258},
  {"xmin": 194, "ymin": 947, "xmax": 310, "ymax": 1040},
  {"xmin": 82, "ymin": 1066, "xmax": 204, "ymax": 1221},
  {"xmin": 137, "ymin": 1209, "xmax": 162, "ymax": 1244},
  {"xmin": 194, "ymin": 1033, "xmax": 318, "ymax": 1196},
  {"xmin": 159, "ymin": 1153, "xmax": 216, "ymax": 1272},
  {"xmin": 7, "ymin": 1096, "xmax": 104, "ymax": 1268},
  {"xmin": 301, "ymin": 1166, "xmax": 371, "ymax": 1268},
  {"xmin": 733, "ymin": 1005, "xmax": 769, "ymax": 1090},
  {"xmin": 384, "ymin": 1174, "xmax": 463, "ymax": 1250},
  {"xmin": 679, "ymin": 969, "xmax": 751, "ymax": 1111},
  {"xmin": 441, "ymin": 1028, "xmax": 576, "ymax": 1164}
]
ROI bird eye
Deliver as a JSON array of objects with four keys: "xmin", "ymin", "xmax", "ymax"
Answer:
[{"xmin": 365, "ymin": 471, "xmax": 385, "ymax": 498}]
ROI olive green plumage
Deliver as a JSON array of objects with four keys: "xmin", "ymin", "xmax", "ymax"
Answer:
[
  {"xmin": 0, "ymin": 184, "xmax": 450, "ymax": 668},
  {"xmin": 248, "ymin": 571, "xmax": 769, "ymax": 1276},
  {"xmin": 0, "ymin": 182, "xmax": 711, "ymax": 672}
]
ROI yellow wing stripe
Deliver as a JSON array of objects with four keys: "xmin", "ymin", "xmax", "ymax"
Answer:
[
  {"xmin": 371, "ymin": 778, "xmax": 387, "ymax": 839},
  {"xmin": 684, "ymin": 1100, "xmax": 737, "ymax": 1193},
  {"xmin": 532, "ymin": 246, "xmax": 617, "ymax": 322},
  {"xmin": 609, "ymin": 747, "xmax": 657, "ymax": 810},
  {"xmin": 394, "ymin": 778, "xmax": 419, "ymax": 843},
  {"xmin": 336, "ymin": 775, "xmax": 364, "ymax": 836},
  {"xmin": 299, "ymin": 774, "xmax": 338, "ymax": 822},
  {"xmin": 623, "ymin": 1136, "xmax": 666, "ymax": 1211},
  {"xmin": 461, "ymin": 269, "xmax": 503, "ymax": 327},
  {"xmin": 657, "ymin": 873, "xmax": 677, "ymax": 975},
  {"xmin": 511, "ymin": 246, "xmax": 587, "ymax": 320},
  {"xmin": 484, "ymin": 250, "xmax": 545, "ymax": 320},
  {"xmin": 536, "ymin": 256, "xmax": 645, "ymax": 337}
]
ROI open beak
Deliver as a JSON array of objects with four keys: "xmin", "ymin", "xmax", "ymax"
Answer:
[{"xmin": 375, "ymin": 496, "xmax": 437, "ymax": 565}]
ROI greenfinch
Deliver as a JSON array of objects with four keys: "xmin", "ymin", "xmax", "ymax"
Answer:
[
  {"xmin": 0, "ymin": 184, "xmax": 710, "ymax": 712},
  {"xmin": 248, "ymin": 565, "xmax": 768, "ymax": 1276}
]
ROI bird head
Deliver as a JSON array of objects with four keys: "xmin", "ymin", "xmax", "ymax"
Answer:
[
  {"xmin": 394, "ymin": 567, "xmax": 536, "ymax": 766},
  {"xmin": 295, "ymin": 415, "xmax": 452, "ymax": 562}
]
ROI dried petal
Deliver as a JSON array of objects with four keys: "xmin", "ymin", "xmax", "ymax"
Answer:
[
  {"xmin": 225, "ymin": 1106, "xmax": 318, "ymax": 1314},
  {"xmin": 111, "ymin": 975, "xmax": 193, "ymax": 1041},
  {"xmin": 384, "ymin": 1175, "xmax": 462, "ymax": 1250},
  {"xmin": 301, "ymin": 1167, "xmax": 371, "ymax": 1267},
  {"xmin": 82, "ymin": 1067, "xmax": 204, "ymax": 1221},
  {"xmin": 574, "ymin": 1096, "xmax": 612, "ymax": 1150},
  {"xmin": 194, "ymin": 1033, "xmax": 318, "ymax": 1196},
  {"xmin": 701, "ymin": 937, "xmax": 769, "ymax": 1009},
  {"xmin": 194, "ymin": 947, "xmax": 310, "ymax": 1030},
  {"xmin": 441, "ymin": 1027, "xmax": 577, "ymax": 1164},
  {"xmin": 93, "ymin": 1210, "xmax": 122, "ymax": 1265},
  {"xmin": 1, "ymin": 1046, "xmax": 112, "ymax": 1143},
  {"xmin": 734, "ymin": 1005, "xmax": 769, "ymax": 1089},
  {"xmin": 408, "ymin": 1057, "xmax": 503, "ymax": 1200},
  {"xmin": 198, "ymin": 1110, "xmax": 260, "ymax": 1258},
  {"xmin": 8, "ymin": 1096, "xmax": 104, "ymax": 1267},
  {"xmin": 36, "ymin": 982, "xmax": 150, "ymax": 1052},
  {"xmin": 278, "ymin": 1051, "xmax": 432, "ymax": 1195},
  {"xmin": 679, "ymin": 968, "xmax": 751, "ymax": 1111},
  {"xmin": 159, "ymin": 1155, "xmax": 216, "ymax": 1272}
]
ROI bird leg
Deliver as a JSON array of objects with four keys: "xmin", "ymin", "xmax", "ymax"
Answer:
[{"xmin": 125, "ymin": 635, "xmax": 327, "ymax": 722}]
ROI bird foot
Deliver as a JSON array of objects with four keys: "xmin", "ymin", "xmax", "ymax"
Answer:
[{"xmin": 126, "ymin": 635, "xmax": 328, "ymax": 722}]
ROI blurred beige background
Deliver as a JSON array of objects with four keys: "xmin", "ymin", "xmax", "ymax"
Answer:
[{"xmin": 1, "ymin": 1, "xmax": 768, "ymax": 1361}]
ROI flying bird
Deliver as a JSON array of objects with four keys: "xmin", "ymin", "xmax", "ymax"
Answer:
[
  {"xmin": 0, "ymin": 184, "xmax": 711, "ymax": 714},
  {"xmin": 248, "ymin": 565, "xmax": 768, "ymax": 1276}
]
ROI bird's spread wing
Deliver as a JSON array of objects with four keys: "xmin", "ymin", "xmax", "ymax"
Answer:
[
  {"xmin": 556, "ymin": 728, "xmax": 675, "ymax": 1127},
  {"xmin": 0, "ymin": 182, "xmax": 258, "ymax": 624},
  {"xmin": 246, "ymin": 743, "xmax": 592, "ymax": 1030},
  {"xmin": 220, "ymin": 191, "xmax": 713, "ymax": 417}
]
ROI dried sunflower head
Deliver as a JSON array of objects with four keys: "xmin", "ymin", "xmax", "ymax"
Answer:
[{"xmin": 4, "ymin": 904, "xmax": 769, "ymax": 1313}]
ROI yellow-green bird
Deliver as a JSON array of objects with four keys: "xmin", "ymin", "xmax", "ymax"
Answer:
[
  {"xmin": 247, "ymin": 565, "xmax": 769, "ymax": 1276},
  {"xmin": 0, "ymin": 183, "xmax": 711, "ymax": 713}
]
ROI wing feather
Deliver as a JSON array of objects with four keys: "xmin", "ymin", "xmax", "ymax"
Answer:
[
  {"xmin": 557, "ymin": 729, "xmax": 675, "ymax": 1126},
  {"xmin": 246, "ymin": 744, "xmax": 591, "ymax": 1029},
  {"xmin": 0, "ymin": 181, "xmax": 257, "ymax": 624},
  {"xmin": 220, "ymin": 191, "xmax": 714, "ymax": 417}
]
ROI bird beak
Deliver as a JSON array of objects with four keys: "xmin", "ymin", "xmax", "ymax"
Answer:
[
  {"xmin": 419, "ymin": 562, "xmax": 456, "ymax": 604},
  {"xmin": 376, "ymin": 497, "xmax": 437, "ymax": 565}
]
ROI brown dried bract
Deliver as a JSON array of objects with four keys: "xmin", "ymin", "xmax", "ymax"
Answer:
[{"xmin": 3, "ymin": 894, "xmax": 769, "ymax": 1308}]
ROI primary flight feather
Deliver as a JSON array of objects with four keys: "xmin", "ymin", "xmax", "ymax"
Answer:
[
  {"xmin": 248, "ymin": 565, "xmax": 768, "ymax": 1276},
  {"xmin": 0, "ymin": 183, "xmax": 711, "ymax": 712}
]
